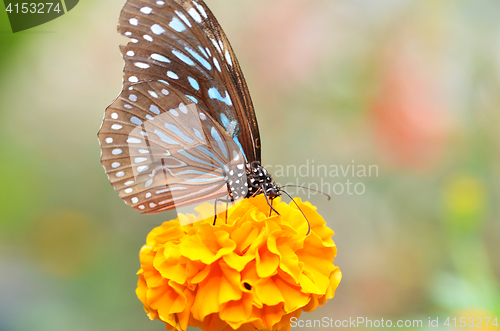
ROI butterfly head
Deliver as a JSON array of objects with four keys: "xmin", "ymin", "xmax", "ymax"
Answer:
[{"xmin": 246, "ymin": 162, "xmax": 280, "ymax": 199}]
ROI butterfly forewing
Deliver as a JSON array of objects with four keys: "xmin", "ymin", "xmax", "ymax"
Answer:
[
  {"xmin": 98, "ymin": 81, "xmax": 248, "ymax": 214},
  {"xmin": 118, "ymin": 0, "xmax": 260, "ymax": 163}
]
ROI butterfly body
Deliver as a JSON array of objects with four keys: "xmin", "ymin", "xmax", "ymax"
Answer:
[{"xmin": 98, "ymin": 0, "xmax": 280, "ymax": 214}]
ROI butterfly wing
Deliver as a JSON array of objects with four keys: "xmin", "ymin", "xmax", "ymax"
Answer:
[
  {"xmin": 118, "ymin": 0, "xmax": 261, "ymax": 163},
  {"xmin": 98, "ymin": 81, "xmax": 248, "ymax": 214}
]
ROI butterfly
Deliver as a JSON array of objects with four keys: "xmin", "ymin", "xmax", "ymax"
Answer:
[{"xmin": 97, "ymin": 0, "xmax": 282, "ymax": 216}]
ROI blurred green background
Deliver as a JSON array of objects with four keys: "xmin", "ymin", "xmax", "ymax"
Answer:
[{"xmin": 0, "ymin": 0, "xmax": 499, "ymax": 330}]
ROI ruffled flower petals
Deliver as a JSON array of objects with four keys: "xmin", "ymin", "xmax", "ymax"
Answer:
[
  {"xmin": 274, "ymin": 275, "xmax": 310, "ymax": 313},
  {"xmin": 297, "ymin": 233, "xmax": 336, "ymax": 294},
  {"xmin": 256, "ymin": 244, "xmax": 280, "ymax": 278},
  {"xmin": 223, "ymin": 252, "xmax": 254, "ymax": 273},
  {"xmin": 255, "ymin": 304, "xmax": 286, "ymax": 331},
  {"xmin": 230, "ymin": 221, "xmax": 259, "ymax": 254},
  {"xmin": 136, "ymin": 194, "xmax": 341, "ymax": 331},
  {"xmin": 218, "ymin": 261, "xmax": 243, "ymax": 305},
  {"xmin": 277, "ymin": 244, "xmax": 303, "ymax": 283},
  {"xmin": 191, "ymin": 263, "xmax": 230, "ymax": 320},
  {"xmin": 179, "ymin": 230, "xmax": 236, "ymax": 265},
  {"xmin": 254, "ymin": 277, "xmax": 285, "ymax": 306},
  {"xmin": 219, "ymin": 293, "xmax": 254, "ymax": 329}
]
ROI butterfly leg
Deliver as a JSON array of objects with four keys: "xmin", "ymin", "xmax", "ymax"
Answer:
[
  {"xmin": 261, "ymin": 184, "xmax": 280, "ymax": 216},
  {"xmin": 213, "ymin": 197, "xmax": 234, "ymax": 225},
  {"xmin": 269, "ymin": 197, "xmax": 276, "ymax": 217},
  {"xmin": 213, "ymin": 198, "xmax": 220, "ymax": 225}
]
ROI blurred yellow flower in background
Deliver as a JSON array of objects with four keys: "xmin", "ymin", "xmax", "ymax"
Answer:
[
  {"xmin": 452, "ymin": 308, "xmax": 499, "ymax": 331},
  {"xmin": 136, "ymin": 195, "xmax": 341, "ymax": 331}
]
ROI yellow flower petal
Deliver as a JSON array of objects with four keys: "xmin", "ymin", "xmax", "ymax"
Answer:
[
  {"xmin": 256, "ymin": 245, "xmax": 280, "ymax": 278},
  {"xmin": 136, "ymin": 194, "xmax": 341, "ymax": 331},
  {"xmin": 254, "ymin": 277, "xmax": 285, "ymax": 306},
  {"xmin": 218, "ymin": 261, "xmax": 243, "ymax": 305},
  {"xmin": 274, "ymin": 275, "xmax": 311, "ymax": 313},
  {"xmin": 220, "ymin": 293, "xmax": 253, "ymax": 329}
]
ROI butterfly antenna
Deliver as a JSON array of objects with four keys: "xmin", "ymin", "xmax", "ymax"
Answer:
[
  {"xmin": 279, "ymin": 185, "xmax": 331, "ymax": 201},
  {"xmin": 279, "ymin": 189, "xmax": 311, "ymax": 235},
  {"xmin": 261, "ymin": 184, "xmax": 280, "ymax": 216}
]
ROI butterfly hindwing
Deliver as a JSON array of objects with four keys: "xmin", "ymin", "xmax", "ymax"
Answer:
[{"xmin": 98, "ymin": 81, "xmax": 247, "ymax": 214}]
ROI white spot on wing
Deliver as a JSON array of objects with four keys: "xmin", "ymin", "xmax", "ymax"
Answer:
[
  {"xmin": 150, "ymin": 105, "xmax": 160, "ymax": 114},
  {"xmin": 129, "ymin": 76, "xmax": 138, "ymax": 83},
  {"xmin": 169, "ymin": 16, "xmax": 186, "ymax": 32},
  {"xmin": 151, "ymin": 53, "xmax": 170, "ymax": 63},
  {"xmin": 198, "ymin": 46, "xmax": 209, "ymax": 58},
  {"xmin": 137, "ymin": 166, "xmax": 149, "ymax": 172},
  {"xmin": 188, "ymin": 8, "xmax": 202, "ymax": 23},
  {"xmin": 111, "ymin": 124, "xmax": 123, "ymax": 130},
  {"xmin": 211, "ymin": 38, "xmax": 221, "ymax": 53},
  {"xmin": 129, "ymin": 94, "xmax": 137, "ymax": 102},
  {"xmin": 127, "ymin": 137, "xmax": 141, "ymax": 144},
  {"xmin": 188, "ymin": 77, "xmax": 200, "ymax": 90},
  {"xmin": 134, "ymin": 62, "xmax": 150, "ymax": 69},
  {"xmin": 225, "ymin": 50, "xmax": 233, "ymax": 66},
  {"xmin": 151, "ymin": 24, "xmax": 165, "ymax": 35},
  {"xmin": 130, "ymin": 117, "xmax": 142, "ymax": 125},
  {"xmin": 172, "ymin": 49, "xmax": 194, "ymax": 66},
  {"xmin": 140, "ymin": 7, "xmax": 152, "ymax": 14},
  {"xmin": 193, "ymin": 1, "xmax": 208, "ymax": 18},
  {"xmin": 126, "ymin": 50, "xmax": 135, "ymax": 56},
  {"xmin": 143, "ymin": 35, "xmax": 153, "ymax": 42},
  {"xmin": 167, "ymin": 71, "xmax": 179, "ymax": 79},
  {"xmin": 214, "ymin": 58, "xmax": 221, "ymax": 72},
  {"xmin": 129, "ymin": 18, "xmax": 138, "ymax": 26},
  {"xmin": 105, "ymin": 138, "xmax": 113, "ymax": 143},
  {"xmin": 175, "ymin": 10, "xmax": 192, "ymax": 27},
  {"xmin": 112, "ymin": 148, "xmax": 123, "ymax": 155}
]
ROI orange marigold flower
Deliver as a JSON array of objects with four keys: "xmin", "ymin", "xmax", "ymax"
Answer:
[{"xmin": 136, "ymin": 195, "xmax": 342, "ymax": 331}]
